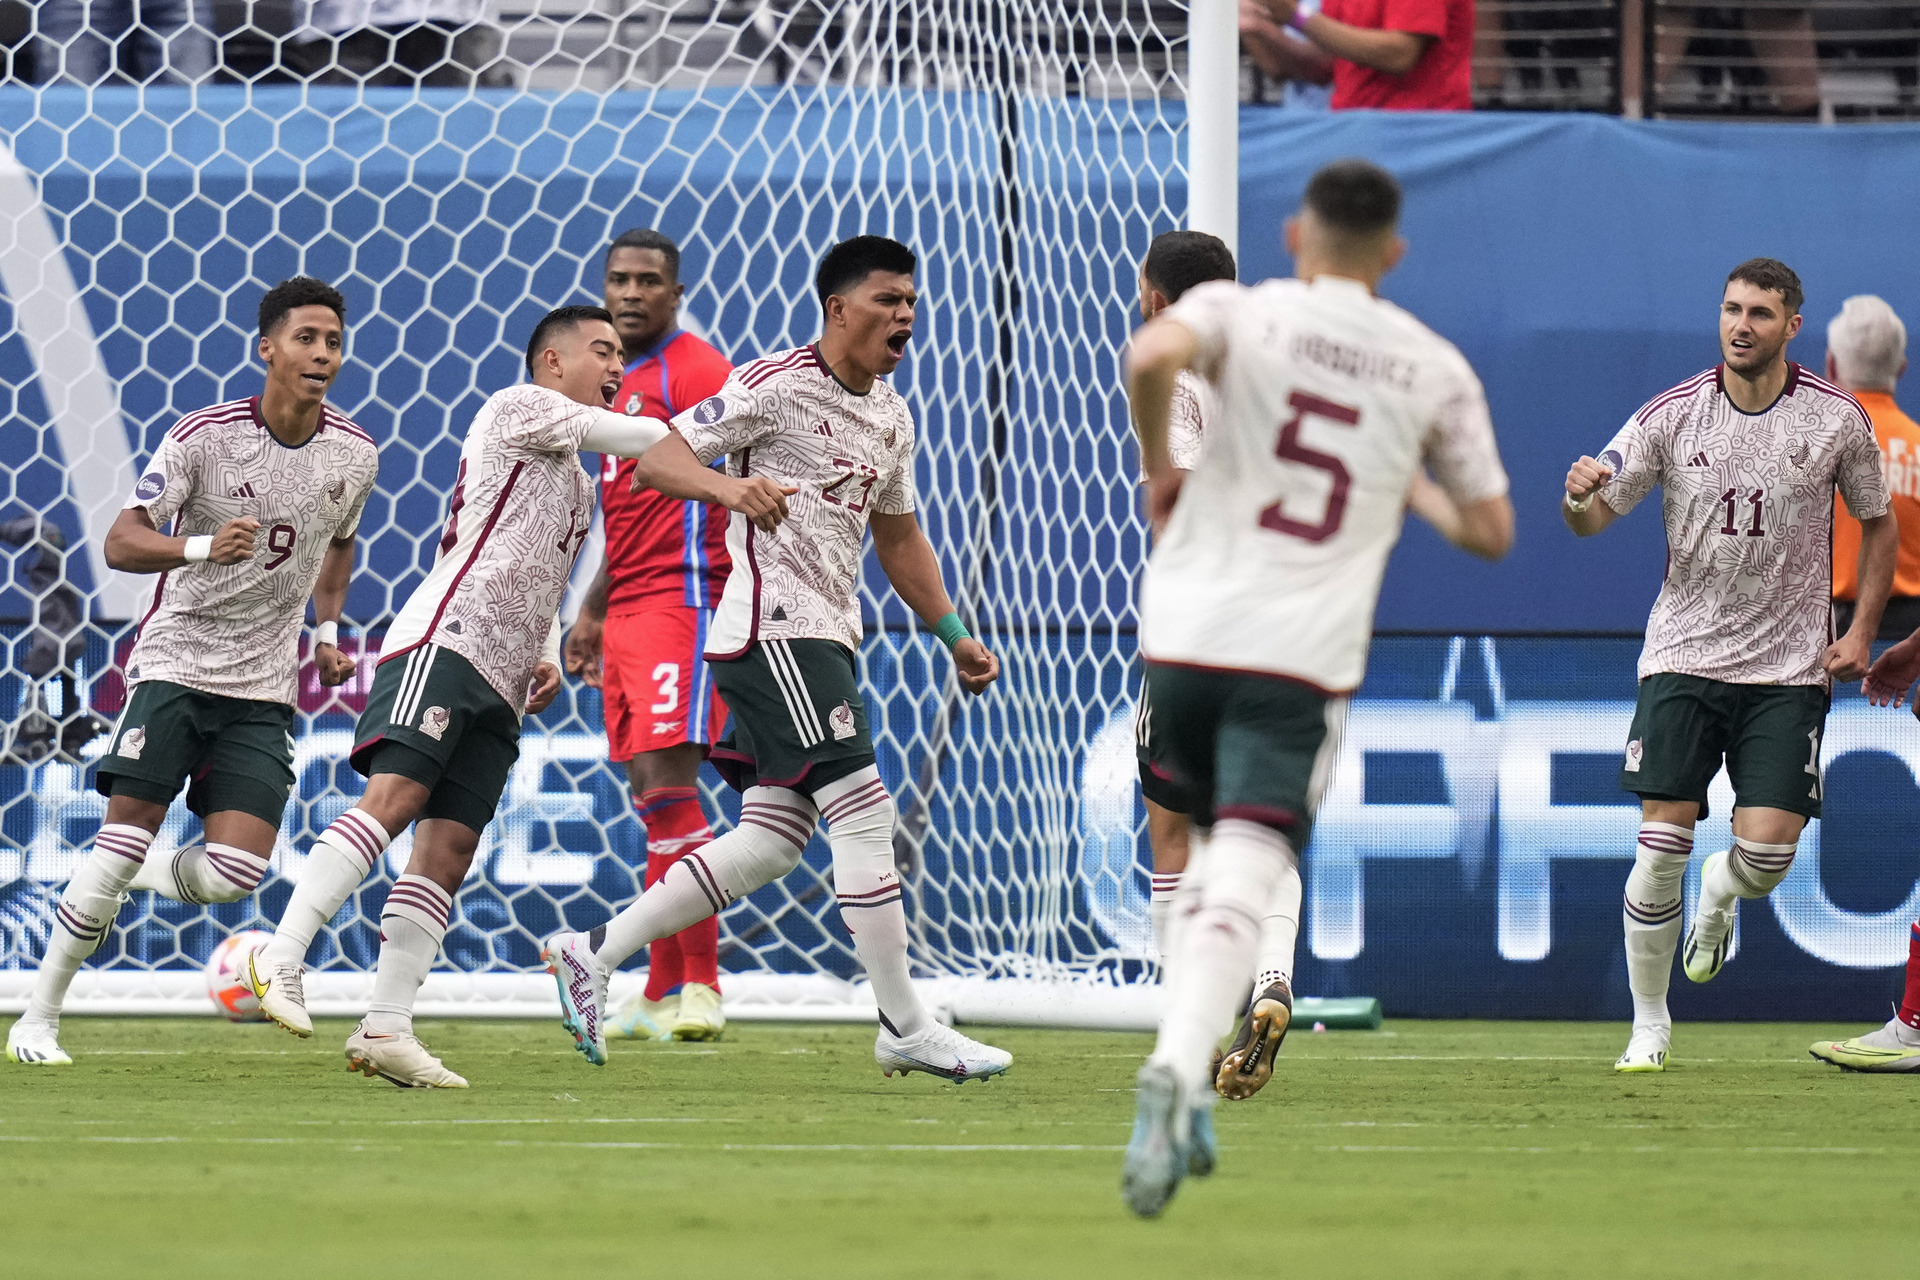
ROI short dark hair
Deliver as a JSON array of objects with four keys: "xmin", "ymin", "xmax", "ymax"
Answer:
[
  {"xmin": 1726, "ymin": 257, "xmax": 1804, "ymax": 317},
  {"xmin": 524, "ymin": 304, "xmax": 615, "ymax": 379},
  {"xmin": 1143, "ymin": 231, "xmax": 1236, "ymax": 303},
  {"xmin": 259, "ymin": 276, "xmax": 346, "ymax": 337},
  {"xmin": 815, "ymin": 236, "xmax": 916, "ymax": 311},
  {"xmin": 1303, "ymin": 159, "xmax": 1402, "ymax": 238},
  {"xmin": 606, "ymin": 228, "xmax": 681, "ymax": 282}
]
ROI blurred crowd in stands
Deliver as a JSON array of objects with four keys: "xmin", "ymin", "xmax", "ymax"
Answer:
[{"xmin": 0, "ymin": 2, "xmax": 1916, "ymax": 120}]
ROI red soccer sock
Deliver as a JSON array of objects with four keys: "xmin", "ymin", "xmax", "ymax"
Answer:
[
  {"xmin": 1900, "ymin": 921, "xmax": 1920, "ymax": 1032},
  {"xmin": 637, "ymin": 787, "xmax": 718, "ymax": 1000}
]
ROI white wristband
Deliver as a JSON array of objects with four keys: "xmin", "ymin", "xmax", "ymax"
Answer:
[
  {"xmin": 183, "ymin": 535, "xmax": 213, "ymax": 563},
  {"xmin": 315, "ymin": 621, "xmax": 339, "ymax": 648},
  {"xmin": 1565, "ymin": 492, "xmax": 1595, "ymax": 514}
]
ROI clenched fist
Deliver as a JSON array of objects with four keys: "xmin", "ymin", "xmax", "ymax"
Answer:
[{"xmin": 210, "ymin": 517, "xmax": 259, "ymax": 565}]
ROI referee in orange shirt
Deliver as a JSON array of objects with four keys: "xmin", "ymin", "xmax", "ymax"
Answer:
[{"xmin": 1831, "ymin": 295, "xmax": 1920, "ymax": 640}]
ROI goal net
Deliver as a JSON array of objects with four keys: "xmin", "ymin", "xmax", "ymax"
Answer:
[{"xmin": 0, "ymin": 2, "xmax": 1196, "ymax": 1025}]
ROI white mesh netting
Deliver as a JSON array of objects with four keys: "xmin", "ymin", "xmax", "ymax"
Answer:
[{"xmin": 0, "ymin": 3, "xmax": 1193, "ymax": 1022}]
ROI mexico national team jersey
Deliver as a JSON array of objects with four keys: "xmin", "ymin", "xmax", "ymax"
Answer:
[
  {"xmin": 599, "ymin": 329, "xmax": 733, "ymax": 612},
  {"xmin": 1599, "ymin": 363, "xmax": 1889, "ymax": 687},
  {"xmin": 1168, "ymin": 369, "xmax": 1212, "ymax": 470},
  {"xmin": 125, "ymin": 397, "xmax": 378, "ymax": 707},
  {"xmin": 673, "ymin": 344, "xmax": 916, "ymax": 657},
  {"xmin": 382, "ymin": 385, "xmax": 616, "ymax": 713},
  {"xmin": 1142, "ymin": 276, "xmax": 1509, "ymax": 692}
]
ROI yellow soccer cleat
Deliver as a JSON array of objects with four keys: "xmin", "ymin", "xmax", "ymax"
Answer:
[
  {"xmin": 607, "ymin": 992, "xmax": 678, "ymax": 1041},
  {"xmin": 1809, "ymin": 1019, "xmax": 1920, "ymax": 1073},
  {"xmin": 670, "ymin": 982, "xmax": 725, "ymax": 1042},
  {"xmin": 6, "ymin": 1017, "xmax": 72, "ymax": 1066}
]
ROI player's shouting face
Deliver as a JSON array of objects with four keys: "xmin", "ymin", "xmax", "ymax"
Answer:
[
  {"xmin": 259, "ymin": 304, "xmax": 343, "ymax": 410},
  {"xmin": 537, "ymin": 318, "xmax": 626, "ymax": 409},
  {"xmin": 834, "ymin": 270, "xmax": 917, "ymax": 378},
  {"xmin": 1720, "ymin": 278, "xmax": 1802, "ymax": 377}
]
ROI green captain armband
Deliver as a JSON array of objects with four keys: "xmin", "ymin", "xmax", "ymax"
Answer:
[{"xmin": 934, "ymin": 612, "xmax": 972, "ymax": 650}]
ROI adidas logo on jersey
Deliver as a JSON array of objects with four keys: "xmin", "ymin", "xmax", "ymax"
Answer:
[
  {"xmin": 812, "ymin": 421, "xmax": 833, "ymax": 436},
  {"xmin": 228, "ymin": 482, "xmax": 259, "ymax": 498},
  {"xmin": 1686, "ymin": 452, "xmax": 1708, "ymax": 467},
  {"xmin": 769, "ymin": 606, "xmax": 788, "ymax": 621}
]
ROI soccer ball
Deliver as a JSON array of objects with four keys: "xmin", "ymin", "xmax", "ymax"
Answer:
[{"xmin": 204, "ymin": 930, "xmax": 274, "ymax": 1023}]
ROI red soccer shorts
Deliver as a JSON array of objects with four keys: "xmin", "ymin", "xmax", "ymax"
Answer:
[{"xmin": 602, "ymin": 607, "xmax": 730, "ymax": 762}]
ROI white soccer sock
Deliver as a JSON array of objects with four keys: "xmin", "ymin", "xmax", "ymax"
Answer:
[
  {"xmin": 138, "ymin": 842, "xmax": 272, "ymax": 904},
  {"xmin": 1148, "ymin": 819, "xmax": 1296, "ymax": 1095},
  {"xmin": 592, "ymin": 786, "xmax": 815, "ymax": 970},
  {"xmin": 1252, "ymin": 854, "xmax": 1304, "ymax": 996},
  {"xmin": 819, "ymin": 766, "xmax": 929, "ymax": 1039},
  {"xmin": 364, "ymin": 875, "xmax": 453, "ymax": 1035},
  {"xmin": 262, "ymin": 809, "xmax": 390, "ymax": 968},
  {"xmin": 1623, "ymin": 821, "xmax": 1692, "ymax": 1031},
  {"xmin": 1149, "ymin": 871, "xmax": 1181, "ymax": 965},
  {"xmin": 26, "ymin": 824, "xmax": 153, "ymax": 1025},
  {"xmin": 1707, "ymin": 836, "xmax": 1797, "ymax": 904}
]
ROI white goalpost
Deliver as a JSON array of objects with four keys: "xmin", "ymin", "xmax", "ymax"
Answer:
[{"xmin": 0, "ymin": 0, "xmax": 1234, "ymax": 1030}]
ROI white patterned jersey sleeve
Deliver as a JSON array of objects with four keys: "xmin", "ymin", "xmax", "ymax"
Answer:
[
  {"xmin": 1836, "ymin": 405, "xmax": 1892, "ymax": 520},
  {"xmin": 872, "ymin": 412, "xmax": 917, "ymax": 516},
  {"xmin": 1166, "ymin": 371, "xmax": 1208, "ymax": 471},
  {"xmin": 675, "ymin": 378, "xmax": 778, "ymax": 465},
  {"xmin": 125, "ymin": 428, "xmax": 199, "ymax": 529},
  {"xmin": 1597, "ymin": 403, "xmax": 1667, "ymax": 517},
  {"xmin": 492, "ymin": 384, "xmax": 604, "ymax": 455},
  {"xmin": 1422, "ymin": 351, "xmax": 1508, "ymax": 505}
]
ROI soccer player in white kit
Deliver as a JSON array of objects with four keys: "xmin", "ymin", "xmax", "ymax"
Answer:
[
  {"xmin": 7, "ymin": 278, "xmax": 378, "ymax": 1066},
  {"xmin": 1120, "ymin": 161, "xmax": 1515, "ymax": 1216},
  {"xmin": 242, "ymin": 305, "xmax": 791, "ymax": 1087},
  {"xmin": 543, "ymin": 237, "xmax": 1014, "ymax": 1083},
  {"xmin": 1563, "ymin": 259, "xmax": 1897, "ymax": 1074}
]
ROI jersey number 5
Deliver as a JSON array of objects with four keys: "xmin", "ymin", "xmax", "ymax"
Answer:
[{"xmin": 1259, "ymin": 391, "xmax": 1362, "ymax": 543}]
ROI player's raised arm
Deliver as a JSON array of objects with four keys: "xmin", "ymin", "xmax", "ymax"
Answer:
[
  {"xmin": 870, "ymin": 510, "xmax": 998, "ymax": 696},
  {"xmin": 631, "ymin": 429, "xmax": 795, "ymax": 531},
  {"xmin": 1561, "ymin": 455, "xmax": 1619, "ymax": 535},
  {"xmin": 1127, "ymin": 315, "xmax": 1201, "ymax": 530},
  {"xmin": 104, "ymin": 505, "xmax": 258, "ymax": 571}
]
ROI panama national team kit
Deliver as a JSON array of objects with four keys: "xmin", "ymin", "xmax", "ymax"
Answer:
[{"xmin": 599, "ymin": 329, "xmax": 736, "ymax": 759}]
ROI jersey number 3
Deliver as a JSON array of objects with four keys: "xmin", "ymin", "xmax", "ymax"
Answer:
[{"xmin": 1260, "ymin": 391, "xmax": 1361, "ymax": 543}]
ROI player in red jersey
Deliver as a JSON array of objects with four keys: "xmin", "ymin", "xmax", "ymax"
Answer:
[{"xmin": 566, "ymin": 229, "xmax": 735, "ymax": 1042}]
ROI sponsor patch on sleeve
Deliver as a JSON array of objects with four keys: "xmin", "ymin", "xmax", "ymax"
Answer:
[
  {"xmin": 692, "ymin": 396, "xmax": 727, "ymax": 425},
  {"xmin": 133, "ymin": 471, "xmax": 166, "ymax": 503}
]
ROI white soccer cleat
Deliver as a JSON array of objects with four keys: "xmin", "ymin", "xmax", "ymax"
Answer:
[
  {"xmin": 1614, "ymin": 1024, "xmax": 1671, "ymax": 1073},
  {"xmin": 875, "ymin": 1020, "xmax": 1011, "ymax": 1083},
  {"xmin": 344, "ymin": 1022, "xmax": 468, "ymax": 1088},
  {"xmin": 245, "ymin": 951, "xmax": 312, "ymax": 1038},
  {"xmin": 6, "ymin": 1017, "xmax": 72, "ymax": 1066},
  {"xmin": 671, "ymin": 982, "xmax": 725, "ymax": 1042},
  {"xmin": 1683, "ymin": 857, "xmax": 1737, "ymax": 984},
  {"xmin": 543, "ymin": 931, "xmax": 609, "ymax": 1066},
  {"xmin": 1122, "ymin": 1061, "xmax": 1194, "ymax": 1218}
]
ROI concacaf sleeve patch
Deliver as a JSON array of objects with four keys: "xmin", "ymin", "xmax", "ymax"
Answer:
[
  {"xmin": 133, "ymin": 471, "xmax": 166, "ymax": 503},
  {"xmin": 693, "ymin": 396, "xmax": 727, "ymax": 425}
]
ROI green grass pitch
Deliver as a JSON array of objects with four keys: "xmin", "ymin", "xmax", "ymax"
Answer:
[{"xmin": 2, "ymin": 1018, "xmax": 1915, "ymax": 1279}]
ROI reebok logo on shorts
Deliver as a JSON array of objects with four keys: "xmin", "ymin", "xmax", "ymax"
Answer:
[{"xmin": 1624, "ymin": 738, "xmax": 1643, "ymax": 772}]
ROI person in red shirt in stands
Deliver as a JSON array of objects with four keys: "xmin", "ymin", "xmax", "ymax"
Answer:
[
  {"xmin": 1243, "ymin": 0, "xmax": 1474, "ymax": 112},
  {"xmin": 566, "ymin": 228, "xmax": 734, "ymax": 1043}
]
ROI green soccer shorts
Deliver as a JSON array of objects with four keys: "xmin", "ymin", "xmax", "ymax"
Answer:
[
  {"xmin": 350, "ymin": 642, "xmax": 522, "ymax": 834},
  {"xmin": 94, "ymin": 679, "xmax": 296, "ymax": 826},
  {"xmin": 1142, "ymin": 662, "xmax": 1348, "ymax": 845},
  {"xmin": 707, "ymin": 638, "xmax": 875, "ymax": 794},
  {"xmin": 1620, "ymin": 672, "xmax": 1829, "ymax": 819}
]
